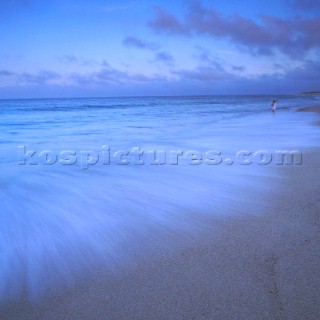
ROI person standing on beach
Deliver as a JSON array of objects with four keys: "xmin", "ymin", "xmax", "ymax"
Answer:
[{"xmin": 271, "ymin": 100, "xmax": 277, "ymax": 113}]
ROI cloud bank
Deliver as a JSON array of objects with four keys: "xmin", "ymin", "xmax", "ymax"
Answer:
[{"xmin": 149, "ymin": 1, "xmax": 320, "ymax": 58}]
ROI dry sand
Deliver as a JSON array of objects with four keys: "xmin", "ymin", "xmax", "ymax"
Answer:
[{"xmin": 1, "ymin": 111, "xmax": 320, "ymax": 320}]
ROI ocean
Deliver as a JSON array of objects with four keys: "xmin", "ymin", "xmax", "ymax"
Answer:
[{"xmin": 0, "ymin": 95, "xmax": 319, "ymax": 301}]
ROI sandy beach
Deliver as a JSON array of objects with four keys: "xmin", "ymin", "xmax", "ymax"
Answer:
[{"xmin": 1, "ymin": 109, "xmax": 320, "ymax": 320}]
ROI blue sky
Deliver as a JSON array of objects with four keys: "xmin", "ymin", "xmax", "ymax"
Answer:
[{"xmin": 0, "ymin": 0, "xmax": 319, "ymax": 98}]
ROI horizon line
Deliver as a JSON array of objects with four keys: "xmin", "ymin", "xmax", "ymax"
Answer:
[{"xmin": 0, "ymin": 93, "xmax": 306, "ymax": 101}]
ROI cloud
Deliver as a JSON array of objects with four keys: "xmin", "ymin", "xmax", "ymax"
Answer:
[
  {"xmin": 154, "ymin": 51, "xmax": 174, "ymax": 65},
  {"xmin": 284, "ymin": 59, "xmax": 320, "ymax": 81},
  {"xmin": 0, "ymin": 62, "xmax": 166, "ymax": 89},
  {"xmin": 58, "ymin": 55, "xmax": 79, "ymax": 64},
  {"xmin": 123, "ymin": 36, "xmax": 159, "ymax": 50},
  {"xmin": 148, "ymin": 1, "xmax": 320, "ymax": 58},
  {"xmin": 1, "ymin": 58, "xmax": 319, "ymax": 96},
  {"xmin": 232, "ymin": 66, "xmax": 246, "ymax": 72},
  {"xmin": 193, "ymin": 48, "xmax": 224, "ymax": 69},
  {"xmin": 177, "ymin": 58, "xmax": 320, "ymax": 93},
  {"xmin": 70, "ymin": 63, "xmax": 166, "ymax": 87},
  {"xmin": 242, "ymin": 60, "xmax": 320, "ymax": 93},
  {"xmin": 172, "ymin": 59, "xmax": 233, "ymax": 83},
  {"xmin": 0, "ymin": 70, "xmax": 15, "ymax": 76},
  {"xmin": 288, "ymin": 0, "xmax": 320, "ymax": 9},
  {"xmin": 148, "ymin": 6, "xmax": 187, "ymax": 34},
  {"xmin": 58, "ymin": 55, "xmax": 104, "ymax": 67},
  {"xmin": 165, "ymin": 53, "xmax": 320, "ymax": 95},
  {"xmin": 0, "ymin": 70, "xmax": 62, "ymax": 88},
  {"xmin": 19, "ymin": 71, "xmax": 61, "ymax": 85},
  {"xmin": 173, "ymin": 66, "xmax": 230, "ymax": 82}
]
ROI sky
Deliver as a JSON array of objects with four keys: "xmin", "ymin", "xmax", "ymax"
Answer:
[{"xmin": 0, "ymin": 0, "xmax": 319, "ymax": 98}]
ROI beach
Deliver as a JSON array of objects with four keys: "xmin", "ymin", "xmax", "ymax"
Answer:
[
  {"xmin": 1, "ymin": 149, "xmax": 319, "ymax": 319},
  {"xmin": 0, "ymin": 97, "xmax": 319, "ymax": 319}
]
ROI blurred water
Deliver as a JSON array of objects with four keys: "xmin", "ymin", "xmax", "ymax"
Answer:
[{"xmin": 0, "ymin": 95, "xmax": 319, "ymax": 301}]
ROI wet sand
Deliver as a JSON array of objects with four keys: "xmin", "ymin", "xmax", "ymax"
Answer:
[{"xmin": 298, "ymin": 105, "xmax": 320, "ymax": 113}]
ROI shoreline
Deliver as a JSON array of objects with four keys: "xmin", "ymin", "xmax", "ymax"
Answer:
[
  {"xmin": 1, "ymin": 108, "xmax": 320, "ymax": 319},
  {"xmin": 298, "ymin": 105, "xmax": 320, "ymax": 113}
]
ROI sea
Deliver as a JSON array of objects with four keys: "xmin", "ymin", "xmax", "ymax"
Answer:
[{"xmin": 0, "ymin": 95, "xmax": 319, "ymax": 302}]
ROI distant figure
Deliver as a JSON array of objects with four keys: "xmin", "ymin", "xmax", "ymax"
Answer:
[{"xmin": 271, "ymin": 100, "xmax": 277, "ymax": 113}]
